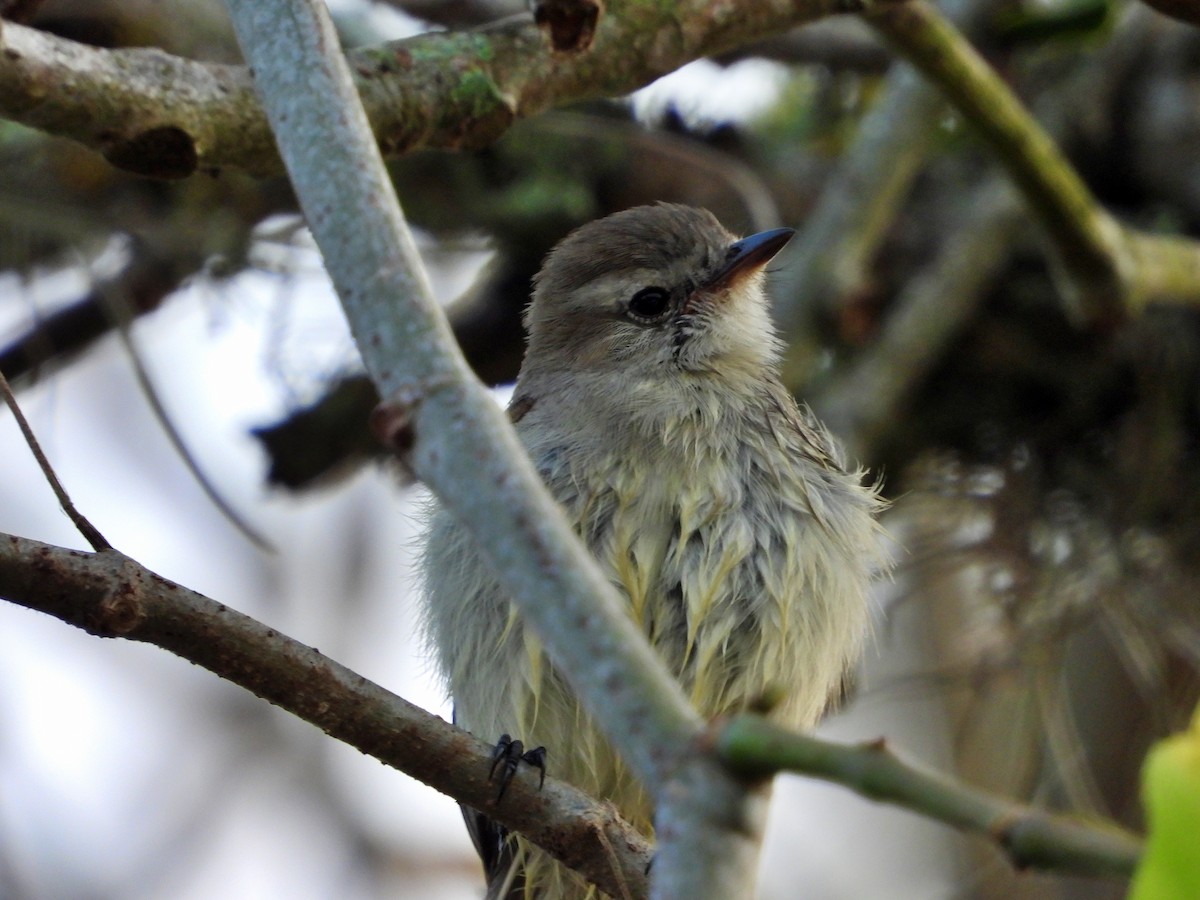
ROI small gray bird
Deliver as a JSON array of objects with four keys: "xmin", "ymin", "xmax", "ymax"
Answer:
[{"xmin": 421, "ymin": 204, "xmax": 882, "ymax": 899}]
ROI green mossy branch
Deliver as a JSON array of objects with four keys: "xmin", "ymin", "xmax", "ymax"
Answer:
[
  {"xmin": 717, "ymin": 715, "xmax": 1145, "ymax": 879},
  {"xmin": 867, "ymin": 0, "xmax": 1200, "ymax": 318}
]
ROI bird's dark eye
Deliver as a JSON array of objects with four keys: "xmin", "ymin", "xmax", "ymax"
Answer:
[{"xmin": 628, "ymin": 286, "xmax": 671, "ymax": 321}]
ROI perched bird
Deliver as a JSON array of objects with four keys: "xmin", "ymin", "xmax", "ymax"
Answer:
[{"xmin": 421, "ymin": 203, "xmax": 882, "ymax": 899}]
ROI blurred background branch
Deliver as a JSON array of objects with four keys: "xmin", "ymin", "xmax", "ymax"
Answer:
[{"xmin": 869, "ymin": 0, "xmax": 1200, "ymax": 319}]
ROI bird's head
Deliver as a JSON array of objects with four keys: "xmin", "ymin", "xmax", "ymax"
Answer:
[{"xmin": 521, "ymin": 204, "xmax": 793, "ymax": 385}]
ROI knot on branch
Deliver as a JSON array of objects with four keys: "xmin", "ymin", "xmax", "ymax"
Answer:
[
  {"xmin": 534, "ymin": 0, "xmax": 603, "ymax": 52},
  {"xmin": 102, "ymin": 125, "xmax": 198, "ymax": 179},
  {"xmin": 89, "ymin": 555, "xmax": 149, "ymax": 636},
  {"xmin": 370, "ymin": 376, "xmax": 456, "ymax": 475},
  {"xmin": 371, "ymin": 395, "xmax": 418, "ymax": 458}
]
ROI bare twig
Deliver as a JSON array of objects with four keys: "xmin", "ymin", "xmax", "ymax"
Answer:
[
  {"xmin": 0, "ymin": 532, "xmax": 652, "ymax": 898},
  {"xmin": 0, "ymin": 368, "xmax": 110, "ymax": 550},
  {"xmin": 108, "ymin": 302, "xmax": 275, "ymax": 554},
  {"xmin": 716, "ymin": 715, "xmax": 1144, "ymax": 879},
  {"xmin": 0, "ymin": 251, "xmax": 185, "ymax": 385}
]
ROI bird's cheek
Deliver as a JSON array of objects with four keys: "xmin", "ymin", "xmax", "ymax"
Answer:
[
  {"xmin": 587, "ymin": 327, "xmax": 653, "ymax": 367},
  {"xmin": 569, "ymin": 340, "xmax": 625, "ymax": 372}
]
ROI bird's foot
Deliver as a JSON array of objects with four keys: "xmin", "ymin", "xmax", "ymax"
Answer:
[{"xmin": 489, "ymin": 733, "xmax": 547, "ymax": 801}]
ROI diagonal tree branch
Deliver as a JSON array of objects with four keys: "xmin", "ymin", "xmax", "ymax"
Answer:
[
  {"xmin": 866, "ymin": 1, "xmax": 1200, "ymax": 320},
  {"xmin": 814, "ymin": 178, "xmax": 1027, "ymax": 458},
  {"xmin": 773, "ymin": 59, "xmax": 945, "ymax": 386},
  {"xmin": 221, "ymin": 0, "xmax": 764, "ymax": 895},
  {"xmin": 0, "ymin": 532, "xmax": 654, "ymax": 899},
  {"xmin": 0, "ymin": 0, "xmax": 894, "ymax": 178},
  {"xmin": 0, "ymin": 369, "xmax": 110, "ymax": 551}
]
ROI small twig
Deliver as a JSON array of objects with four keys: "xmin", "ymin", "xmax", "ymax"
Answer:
[
  {"xmin": 0, "ymin": 367, "xmax": 110, "ymax": 551},
  {"xmin": 1035, "ymin": 658, "xmax": 1109, "ymax": 817},
  {"xmin": 716, "ymin": 715, "xmax": 1144, "ymax": 879},
  {"xmin": 108, "ymin": 301, "xmax": 275, "ymax": 554},
  {"xmin": 0, "ymin": 246, "xmax": 188, "ymax": 385}
]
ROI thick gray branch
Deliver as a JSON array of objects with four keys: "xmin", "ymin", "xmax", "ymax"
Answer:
[{"xmin": 222, "ymin": 0, "xmax": 765, "ymax": 896}]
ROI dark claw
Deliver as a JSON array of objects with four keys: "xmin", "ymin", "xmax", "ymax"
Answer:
[
  {"xmin": 488, "ymin": 734, "xmax": 512, "ymax": 778},
  {"xmin": 488, "ymin": 733, "xmax": 548, "ymax": 801},
  {"xmin": 523, "ymin": 745, "xmax": 547, "ymax": 790}
]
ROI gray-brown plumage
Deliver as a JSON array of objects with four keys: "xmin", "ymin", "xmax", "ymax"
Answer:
[{"xmin": 421, "ymin": 204, "xmax": 882, "ymax": 899}]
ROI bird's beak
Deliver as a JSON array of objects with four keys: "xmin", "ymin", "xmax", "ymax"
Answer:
[{"xmin": 702, "ymin": 227, "xmax": 796, "ymax": 293}]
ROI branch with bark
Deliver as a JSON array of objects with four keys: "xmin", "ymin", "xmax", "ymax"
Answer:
[
  {"xmin": 220, "ymin": 0, "xmax": 763, "ymax": 895},
  {"xmin": 0, "ymin": 533, "xmax": 653, "ymax": 899},
  {"xmin": 0, "ymin": 0, "xmax": 892, "ymax": 178}
]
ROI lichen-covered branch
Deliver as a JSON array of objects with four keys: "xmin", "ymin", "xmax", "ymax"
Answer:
[
  {"xmin": 866, "ymin": 0, "xmax": 1200, "ymax": 319},
  {"xmin": 0, "ymin": 533, "xmax": 654, "ymax": 898},
  {"xmin": 716, "ymin": 715, "xmax": 1144, "ymax": 879},
  {"xmin": 0, "ymin": 0, "xmax": 888, "ymax": 178}
]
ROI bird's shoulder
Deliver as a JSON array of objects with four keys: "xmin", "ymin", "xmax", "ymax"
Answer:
[{"xmin": 756, "ymin": 379, "xmax": 847, "ymax": 473}]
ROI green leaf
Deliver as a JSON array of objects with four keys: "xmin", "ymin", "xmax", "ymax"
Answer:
[{"xmin": 1129, "ymin": 704, "xmax": 1200, "ymax": 900}]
